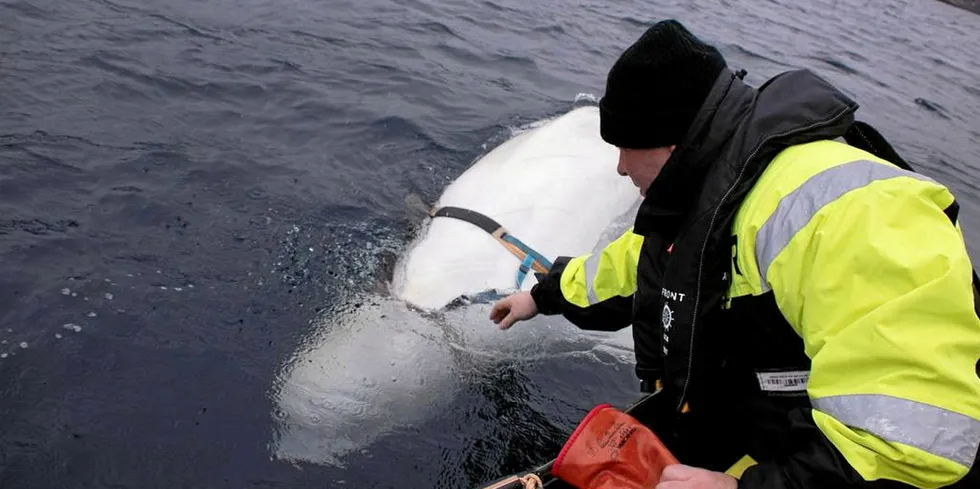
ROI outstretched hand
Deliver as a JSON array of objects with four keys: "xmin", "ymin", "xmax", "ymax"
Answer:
[{"xmin": 489, "ymin": 291, "xmax": 539, "ymax": 329}]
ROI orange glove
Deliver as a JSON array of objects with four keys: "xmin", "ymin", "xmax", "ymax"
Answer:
[{"xmin": 551, "ymin": 404, "xmax": 679, "ymax": 489}]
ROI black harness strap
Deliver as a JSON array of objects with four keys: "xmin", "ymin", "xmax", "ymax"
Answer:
[
  {"xmin": 428, "ymin": 205, "xmax": 553, "ymax": 285},
  {"xmin": 430, "ymin": 206, "xmax": 506, "ymax": 236}
]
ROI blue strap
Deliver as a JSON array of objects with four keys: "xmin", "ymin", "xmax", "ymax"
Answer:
[
  {"xmin": 507, "ymin": 233, "xmax": 553, "ymax": 289},
  {"xmin": 501, "ymin": 234, "xmax": 554, "ymax": 270},
  {"xmin": 516, "ymin": 253, "xmax": 536, "ymax": 288}
]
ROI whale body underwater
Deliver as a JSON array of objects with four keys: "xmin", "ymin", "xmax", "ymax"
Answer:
[{"xmin": 269, "ymin": 105, "xmax": 643, "ymax": 467}]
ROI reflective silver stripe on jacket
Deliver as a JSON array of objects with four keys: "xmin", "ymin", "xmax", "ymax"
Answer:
[
  {"xmin": 812, "ymin": 394, "xmax": 980, "ymax": 467},
  {"xmin": 755, "ymin": 159, "xmax": 936, "ymax": 292},
  {"xmin": 583, "ymin": 252, "xmax": 601, "ymax": 305}
]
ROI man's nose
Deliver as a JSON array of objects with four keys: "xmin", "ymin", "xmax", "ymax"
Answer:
[{"xmin": 617, "ymin": 152, "xmax": 628, "ymax": 176}]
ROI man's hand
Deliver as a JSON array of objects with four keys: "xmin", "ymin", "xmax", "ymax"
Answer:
[
  {"xmin": 489, "ymin": 291, "xmax": 538, "ymax": 329},
  {"xmin": 656, "ymin": 464, "xmax": 738, "ymax": 489}
]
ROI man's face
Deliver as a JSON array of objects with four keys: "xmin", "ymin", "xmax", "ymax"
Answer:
[{"xmin": 616, "ymin": 146, "xmax": 676, "ymax": 197}]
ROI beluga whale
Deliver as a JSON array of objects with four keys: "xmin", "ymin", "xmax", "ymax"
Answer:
[{"xmin": 269, "ymin": 105, "xmax": 642, "ymax": 468}]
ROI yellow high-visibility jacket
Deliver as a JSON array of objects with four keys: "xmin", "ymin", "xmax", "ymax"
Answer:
[{"xmin": 530, "ymin": 69, "xmax": 980, "ymax": 488}]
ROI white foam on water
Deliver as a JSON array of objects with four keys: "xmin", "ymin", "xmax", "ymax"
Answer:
[{"xmin": 574, "ymin": 92, "xmax": 599, "ymax": 103}]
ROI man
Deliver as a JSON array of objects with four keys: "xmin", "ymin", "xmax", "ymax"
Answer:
[{"xmin": 489, "ymin": 19, "xmax": 980, "ymax": 489}]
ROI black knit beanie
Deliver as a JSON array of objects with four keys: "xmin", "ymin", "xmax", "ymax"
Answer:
[{"xmin": 599, "ymin": 20, "xmax": 728, "ymax": 149}]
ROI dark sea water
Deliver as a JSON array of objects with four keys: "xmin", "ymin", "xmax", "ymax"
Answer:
[{"xmin": 1, "ymin": 0, "xmax": 978, "ymax": 487}]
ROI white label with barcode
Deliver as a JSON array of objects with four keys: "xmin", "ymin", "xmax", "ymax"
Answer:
[{"xmin": 756, "ymin": 370, "xmax": 809, "ymax": 392}]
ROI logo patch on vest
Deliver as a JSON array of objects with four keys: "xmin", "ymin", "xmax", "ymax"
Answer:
[
  {"xmin": 755, "ymin": 370, "xmax": 809, "ymax": 393},
  {"xmin": 661, "ymin": 288, "xmax": 686, "ymax": 302},
  {"xmin": 660, "ymin": 288, "xmax": 685, "ymax": 356}
]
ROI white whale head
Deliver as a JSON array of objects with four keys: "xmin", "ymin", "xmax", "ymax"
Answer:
[{"xmin": 269, "ymin": 105, "xmax": 641, "ymax": 468}]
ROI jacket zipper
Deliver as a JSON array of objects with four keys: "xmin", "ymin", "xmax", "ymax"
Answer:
[{"xmin": 676, "ymin": 105, "xmax": 856, "ymax": 411}]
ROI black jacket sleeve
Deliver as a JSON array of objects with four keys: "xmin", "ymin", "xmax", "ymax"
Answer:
[{"xmin": 530, "ymin": 256, "xmax": 633, "ymax": 332}]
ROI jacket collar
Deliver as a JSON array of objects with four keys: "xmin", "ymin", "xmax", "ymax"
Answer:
[
  {"xmin": 633, "ymin": 69, "xmax": 754, "ymax": 237},
  {"xmin": 632, "ymin": 68, "xmax": 858, "ymax": 237}
]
